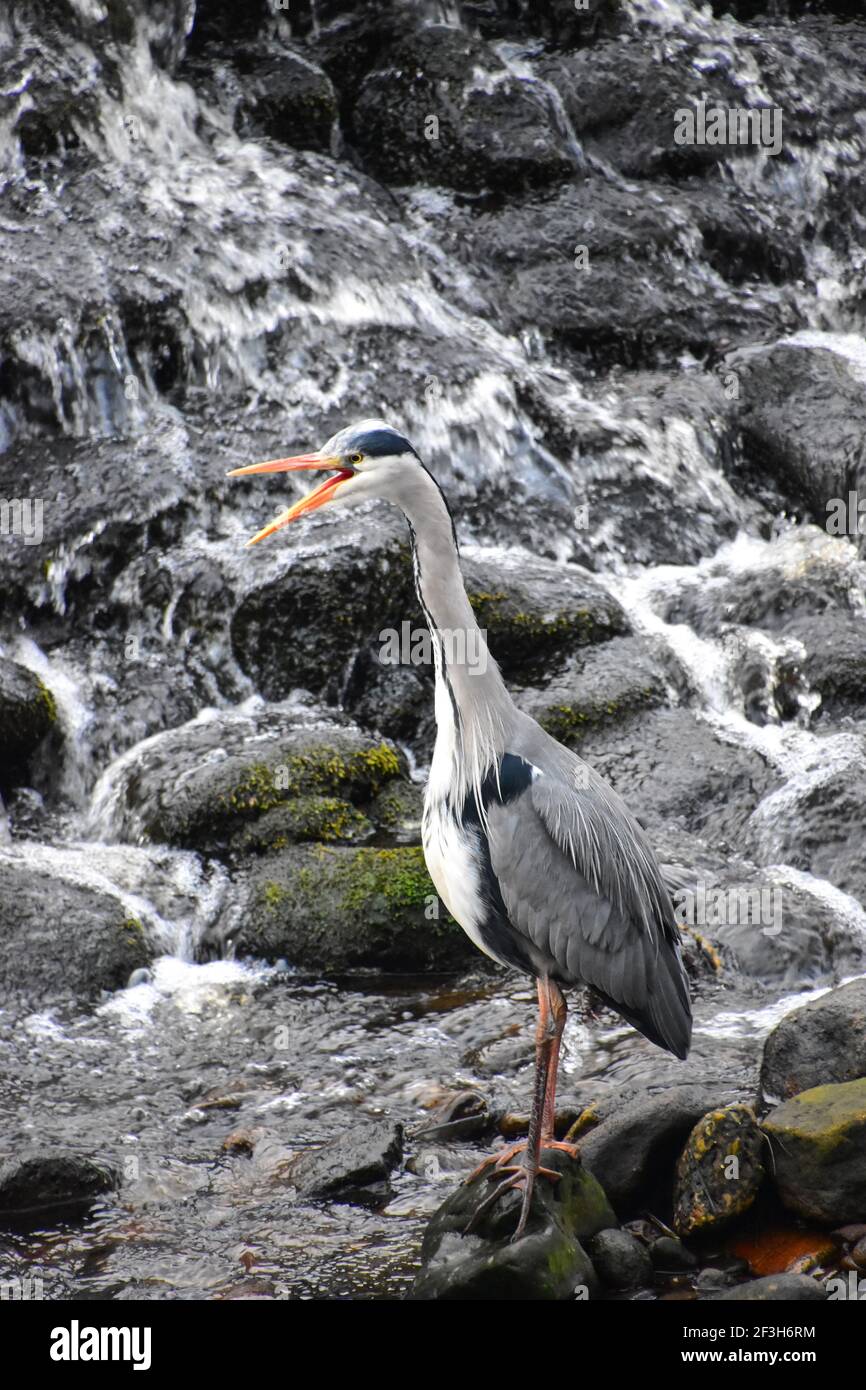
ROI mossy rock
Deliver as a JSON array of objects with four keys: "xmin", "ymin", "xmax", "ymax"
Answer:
[
  {"xmin": 233, "ymin": 795, "xmax": 374, "ymax": 855},
  {"xmin": 240, "ymin": 844, "xmax": 478, "ymax": 973},
  {"xmin": 413, "ymin": 1148, "xmax": 616, "ymax": 1300},
  {"xmin": 673, "ymin": 1104, "xmax": 765, "ymax": 1237},
  {"xmin": 102, "ymin": 702, "xmax": 407, "ymax": 856},
  {"xmin": 461, "ymin": 553, "xmax": 628, "ymax": 684},
  {"xmin": 762, "ymin": 1079, "xmax": 866, "ymax": 1224},
  {"xmin": 0, "ymin": 659, "xmax": 57, "ymax": 790},
  {"xmin": 518, "ymin": 635, "xmax": 669, "ymax": 748}
]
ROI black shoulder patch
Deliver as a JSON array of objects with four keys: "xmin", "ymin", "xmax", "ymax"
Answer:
[{"xmin": 463, "ymin": 754, "xmax": 533, "ymax": 824}]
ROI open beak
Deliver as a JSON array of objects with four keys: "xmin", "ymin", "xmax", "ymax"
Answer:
[{"xmin": 226, "ymin": 453, "xmax": 352, "ymax": 546}]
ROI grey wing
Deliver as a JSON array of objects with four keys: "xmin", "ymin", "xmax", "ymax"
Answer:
[{"xmin": 484, "ymin": 763, "xmax": 692, "ymax": 1059}]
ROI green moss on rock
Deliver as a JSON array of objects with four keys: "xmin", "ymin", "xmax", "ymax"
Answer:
[{"xmin": 241, "ymin": 844, "xmax": 478, "ymax": 973}]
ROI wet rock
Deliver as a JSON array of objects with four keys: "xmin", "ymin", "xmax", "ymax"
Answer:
[
  {"xmin": 0, "ymin": 1152, "xmax": 118, "ymax": 1224},
  {"xmin": 237, "ymin": 48, "xmax": 337, "ymax": 154},
  {"xmin": 465, "ymin": 0, "xmax": 627, "ymax": 47},
  {"xmin": 664, "ymin": 839, "xmax": 864, "ymax": 988},
  {"xmin": 650, "ymin": 1235, "xmax": 698, "ymax": 1272},
  {"xmin": 458, "ymin": 180, "xmax": 801, "ymax": 373},
  {"xmin": 348, "ymin": 26, "xmax": 575, "ymax": 194},
  {"xmin": 763, "ymin": 1080, "xmax": 866, "ymax": 1224},
  {"xmin": 287, "ymin": 1120, "xmax": 403, "ymax": 1203},
  {"xmin": 579, "ymin": 1086, "xmax": 734, "ymax": 1215},
  {"xmin": 746, "ymin": 760, "xmax": 866, "ymax": 913},
  {"xmin": 785, "ymin": 613, "xmax": 866, "ymax": 722},
  {"xmin": 462, "ymin": 550, "xmax": 628, "ymax": 679},
  {"xmin": 518, "ymin": 635, "xmax": 671, "ymax": 749},
  {"xmin": 673, "ymin": 1104, "xmax": 766, "ymax": 1237},
  {"xmin": 94, "ymin": 699, "xmax": 405, "ymax": 855},
  {"xmin": 710, "ymin": 1273, "xmax": 827, "ymax": 1302},
  {"xmin": 540, "ymin": 38, "xmax": 770, "ymax": 180},
  {"xmin": 0, "ymin": 859, "xmax": 153, "ymax": 1001},
  {"xmin": 0, "ymin": 659, "xmax": 57, "ymax": 790},
  {"xmin": 413, "ymin": 1147, "xmax": 614, "ymax": 1300},
  {"xmin": 587, "ymin": 1228, "xmax": 652, "ymax": 1290},
  {"xmin": 761, "ymin": 979, "xmax": 866, "ymax": 1102},
  {"xmin": 239, "ymin": 844, "xmax": 477, "ymax": 973},
  {"xmin": 578, "ymin": 707, "xmax": 776, "ymax": 843},
  {"xmin": 230, "ymin": 526, "xmax": 417, "ymax": 704},
  {"xmin": 767, "ymin": 1078, "xmax": 866, "ymax": 1223},
  {"xmin": 0, "ymin": 433, "xmax": 190, "ymax": 623},
  {"xmin": 729, "ymin": 341, "xmax": 866, "ymax": 526}
]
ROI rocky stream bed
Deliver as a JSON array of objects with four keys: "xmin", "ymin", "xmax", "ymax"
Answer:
[{"xmin": 1, "ymin": 0, "xmax": 866, "ymax": 1300}]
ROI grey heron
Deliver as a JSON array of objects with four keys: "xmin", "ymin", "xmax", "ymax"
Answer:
[{"xmin": 228, "ymin": 420, "xmax": 692, "ymax": 1238}]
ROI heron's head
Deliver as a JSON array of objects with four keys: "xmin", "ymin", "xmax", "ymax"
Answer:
[{"xmin": 227, "ymin": 418, "xmax": 421, "ymax": 545}]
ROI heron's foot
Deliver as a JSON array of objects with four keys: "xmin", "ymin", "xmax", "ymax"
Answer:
[
  {"xmin": 463, "ymin": 1152, "xmax": 561, "ymax": 1241},
  {"xmin": 463, "ymin": 1141, "xmax": 526, "ymax": 1185},
  {"xmin": 537, "ymin": 1138, "xmax": 580, "ymax": 1161}
]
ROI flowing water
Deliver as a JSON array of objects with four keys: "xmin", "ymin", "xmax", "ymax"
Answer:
[{"xmin": 1, "ymin": 0, "xmax": 865, "ymax": 1298}]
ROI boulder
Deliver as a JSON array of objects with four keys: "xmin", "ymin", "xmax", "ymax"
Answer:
[
  {"xmin": 710, "ymin": 1273, "xmax": 827, "ymax": 1302},
  {"xmin": 673, "ymin": 1104, "xmax": 766, "ymax": 1237},
  {"xmin": 579, "ymin": 1087, "xmax": 735, "ymax": 1214},
  {"xmin": 0, "ymin": 1152, "xmax": 119, "ymax": 1225},
  {"xmin": 347, "ymin": 26, "xmax": 575, "ymax": 193},
  {"xmin": 413, "ymin": 1147, "xmax": 615, "ymax": 1300},
  {"xmin": 286, "ymin": 1121, "xmax": 403, "ymax": 1203},
  {"xmin": 238, "ymin": 844, "xmax": 477, "ymax": 973},
  {"xmin": 0, "ymin": 659, "xmax": 57, "ymax": 790},
  {"xmin": 763, "ymin": 1079, "xmax": 866, "ymax": 1224},
  {"xmin": 0, "ymin": 859, "xmax": 153, "ymax": 1002},
  {"xmin": 761, "ymin": 980, "xmax": 866, "ymax": 1102},
  {"xmin": 92, "ymin": 699, "xmax": 406, "ymax": 856}
]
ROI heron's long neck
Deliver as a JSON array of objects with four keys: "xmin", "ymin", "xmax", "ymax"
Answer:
[{"xmin": 398, "ymin": 469, "xmax": 514, "ymax": 796}]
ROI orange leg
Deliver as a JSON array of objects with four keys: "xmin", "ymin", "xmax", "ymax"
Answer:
[{"xmin": 466, "ymin": 978, "xmax": 573, "ymax": 1239}]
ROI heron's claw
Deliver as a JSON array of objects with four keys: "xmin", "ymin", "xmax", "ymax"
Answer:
[{"xmin": 463, "ymin": 1146, "xmax": 562, "ymax": 1240}]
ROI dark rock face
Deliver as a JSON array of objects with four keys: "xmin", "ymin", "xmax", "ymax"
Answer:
[
  {"xmin": 579, "ymin": 1087, "xmax": 736, "ymax": 1214},
  {"xmin": 763, "ymin": 1079, "xmax": 866, "ymax": 1225},
  {"xmin": 347, "ymin": 26, "xmax": 576, "ymax": 193},
  {"xmin": 413, "ymin": 1148, "xmax": 615, "ymax": 1300},
  {"xmin": 0, "ymin": 1152, "xmax": 119, "ymax": 1225},
  {"xmin": 729, "ymin": 343, "xmax": 866, "ymax": 525},
  {"xmin": 286, "ymin": 1120, "xmax": 403, "ymax": 1203},
  {"xmin": 0, "ymin": 658, "xmax": 57, "ymax": 790},
  {"xmin": 761, "ymin": 980, "xmax": 866, "ymax": 1102},
  {"xmin": 0, "ymin": 861, "xmax": 153, "ymax": 1001}
]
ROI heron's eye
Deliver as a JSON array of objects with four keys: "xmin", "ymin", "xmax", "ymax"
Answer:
[{"xmin": 348, "ymin": 451, "xmax": 364, "ymax": 466}]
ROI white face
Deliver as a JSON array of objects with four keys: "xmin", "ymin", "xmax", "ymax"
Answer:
[
  {"xmin": 229, "ymin": 417, "xmax": 426, "ymax": 545},
  {"xmin": 315, "ymin": 418, "xmax": 418, "ymax": 510}
]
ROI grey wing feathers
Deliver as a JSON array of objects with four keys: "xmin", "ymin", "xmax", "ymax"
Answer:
[{"xmin": 485, "ymin": 764, "xmax": 692, "ymax": 1059}]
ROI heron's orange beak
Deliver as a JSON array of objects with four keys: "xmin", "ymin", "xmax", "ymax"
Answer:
[{"xmin": 226, "ymin": 453, "xmax": 351, "ymax": 546}]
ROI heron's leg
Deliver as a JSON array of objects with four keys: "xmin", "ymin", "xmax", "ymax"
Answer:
[
  {"xmin": 466, "ymin": 977, "xmax": 559, "ymax": 1238},
  {"xmin": 540, "ymin": 980, "xmax": 566, "ymax": 1142},
  {"xmin": 464, "ymin": 977, "xmax": 557, "ymax": 1185}
]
